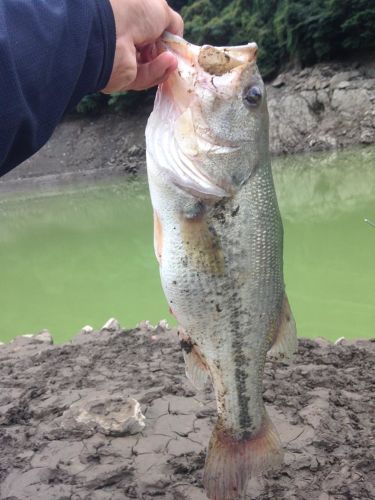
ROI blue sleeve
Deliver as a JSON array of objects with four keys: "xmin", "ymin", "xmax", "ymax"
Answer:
[{"xmin": 0, "ymin": 0, "xmax": 116, "ymax": 177}]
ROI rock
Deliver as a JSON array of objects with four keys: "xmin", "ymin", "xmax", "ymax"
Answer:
[
  {"xmin": 34, "ymin": 330, "xmax": 53, "ymax": 344},
  {"xmin": 268, "ymin": 94, "xmax": 317, "ymax": 153},
  {"xmin": 331, "ymin": 88, "xmax": 370, "ymax": 115},
  {"xmin": 62, "ymin": 394, "xmax": 145, "ymax": 436},
  {"xmin": 80, "ymin": 325, "xmax": 94, "ymax": 334},
  {"xmin": 335, "ymin": 337, "xmax": 346, "ymax": 345},
  {"xmin": 314, "ymin": 337, "xmax": 332, "ymax": 348},
  {"xmin": 337, "ymin": 80, "xmax": 350, "ymax": 89},
  {"xmin": 158, "ymin": 319, "xmax": 169, "ymax": 330},
  {"xmin": 272, "ymin": 74, "xmax": 286, "ymax": 88},
  {"xmin": 303, "ymin": 77, "xmax": 320, "ymax": 90},
  {"xmin": 137, "ymin": 319, "xmax": 155, "ymax": 330},
  {"xmin": 265, "ymin": 61, "xmax": 375, "ymax": 154},
  {"xmin": 329, "ymin": 71, "xmax": 355, "ymax": 88},
  {"xmin": 101, "ymin": 318, "xmax": 121, "ymax": 332},
  {"xmin": 128, "ymin": 144, "xmax": 143, "ymax": 156},
  {"xmin": 363, "ymin": 60, "xmax": 375, "ymax": 78},
  {"xmin": 361, "ymin": 128, "xmax": 375, "ymax": 144},
  {"xmin": 300, "ymin": 90, "xmax": 319, "ymax": 110},
  {"xmin": 316, "ymin": 89, "xmax": 330, "ymax": 107},
  {"xmin": 152, "ymin": 319, "xmax": 170, "ymax": 336},
  {"xmin": 13, "ymin": 331, "xmax": 53, "ymax": 345}
]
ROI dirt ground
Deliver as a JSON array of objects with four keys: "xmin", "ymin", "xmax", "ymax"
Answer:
[{"xmin": 0, "ymin": 322, "xmax": 373, "ymax": 500}]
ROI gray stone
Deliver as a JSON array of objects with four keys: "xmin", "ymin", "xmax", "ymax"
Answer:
[
  {"xmin": 337, "ymin": 80, "xmax": 350, "ymax": 89},
  {"xmin": 80, "ymin": 325, "xmax": 94, "ymax": 334},
  {"xmin": 360, "ymin": 128, "xmax": 375, "ymax": 144},
  {"xmin": 269, "ymin": 94, "xmax": 317, "ymax": 153},
  {"xmin": 62, "ymin": 394, "xmax": 145, "ymax": 436},
  {"xmin": 300, "ymin": 90, "xmax": 318, "ymax": 109},
  {"xmin": 316, "ymin": 89, "xmax": 330, "ymax": 107},
  {"xmin": 272, "ymin": 74, "xmax": 286, "ymax": 88},
  {"xmin": 330, "ymin": 71, "xmax": 356, "ymax": 88},
  {"xmin": 101, "ymin": 318, "xmax": 121, "ymax": 331},
  {"xmin": 35, "ymin": 330, "xmax": 53, "ymax": 344},
  {"xmin": 335, "ymin": 337, "xmax": 346, "ymax": 345},
  {"xmin": 128, "ymin": 144, "xmax": 142, "ymax": 156},
  {"xmin": 136, "ymin": 319, "xmax": 155, "ymax": 330},
  {"xmin": 331, "ymin": 88, "xmax": 370, "ymax": 115}
]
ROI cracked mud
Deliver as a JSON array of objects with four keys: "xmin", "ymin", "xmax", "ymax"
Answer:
[{"xmin": 0, "ymin": 324, "xmax": 374, "ymax": 499}]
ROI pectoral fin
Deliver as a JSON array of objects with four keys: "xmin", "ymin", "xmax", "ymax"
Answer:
[
  {"xmin": 178, "ymin": 329, "xmax": 209, "ymax": 390},
  {"xmin": 268, "ymin": 295, "xmax": 297, "ymax": 361}
]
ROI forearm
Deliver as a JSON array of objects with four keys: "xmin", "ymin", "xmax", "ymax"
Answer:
[{"xmin": 0, "ymin": 0, "xmax": 116, "ymax": 177}]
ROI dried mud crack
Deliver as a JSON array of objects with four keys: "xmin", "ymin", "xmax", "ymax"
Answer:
[{"xmin": 0, "ymin": 324, "xmax": 374, "ymax": 499}]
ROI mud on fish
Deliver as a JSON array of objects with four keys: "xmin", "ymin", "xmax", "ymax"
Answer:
[{"xmin": 146, "ymin": 32, "xmax": 297, "ymax": 500}]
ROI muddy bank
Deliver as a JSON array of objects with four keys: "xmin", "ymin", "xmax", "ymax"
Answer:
[
  {"xmin": 0, "ymin": 322, "xmax": 374, "ymax": 499},
  {"xmin": 1, "ymin": 59, "xmax": 375, "ymax": 192}
]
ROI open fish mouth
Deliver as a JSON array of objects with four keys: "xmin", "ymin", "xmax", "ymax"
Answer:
[
  {"xmin": 161, "ymin": 32, "xmax": 258, "ymax": 77},
  {"xmin": 157, "ymin": 32, "xmax": 259, "ymax": 109}
]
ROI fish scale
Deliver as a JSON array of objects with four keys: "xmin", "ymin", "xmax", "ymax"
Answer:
[{"xmin": 146, "ymin": 32, "xmax": 297, "ymax": 500}]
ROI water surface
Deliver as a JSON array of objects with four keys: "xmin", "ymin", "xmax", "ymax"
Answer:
[{"xmin": 0, "ymin": 146, "xmax": 374, "ymax": 343}]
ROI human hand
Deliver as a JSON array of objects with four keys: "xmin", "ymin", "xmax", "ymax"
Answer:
[{"xmin": 102, "ymin": 0, "xmax": 183, "ymax": 93}]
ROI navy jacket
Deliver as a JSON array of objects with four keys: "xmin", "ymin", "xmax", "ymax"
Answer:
[{"xmin": 0, "ymin": 0, "xmax": 116, "ymax": 177}]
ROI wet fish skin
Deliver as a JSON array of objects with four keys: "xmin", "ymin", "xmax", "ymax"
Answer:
[{"xmin": 146, "ymin": 33, "xmax": 297, "ymax": 500}]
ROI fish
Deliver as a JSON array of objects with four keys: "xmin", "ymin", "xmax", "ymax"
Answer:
[{"xmin": 145, "ymin": 33, "xmax": 297, "ymax": 500}]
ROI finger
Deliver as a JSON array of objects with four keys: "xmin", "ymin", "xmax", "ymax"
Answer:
[
  {"xmin": 128, "ymin": 51, "xmax": 177, "ymax": 91},
  {"xmin": 102, "ymin": 41, "xmax": 137, "ymax": 94},
  {"xmin": 166, "ymin": 8, "xmax": 184, "ymax": 37}
]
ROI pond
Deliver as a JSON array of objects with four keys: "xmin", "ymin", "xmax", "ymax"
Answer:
[{"xmin": 0, "ymin": 146, "xmax": 374, "ymax": 344}]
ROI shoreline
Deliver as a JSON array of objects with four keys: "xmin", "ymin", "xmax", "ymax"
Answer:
[{"xmin": 1, "ymin": 59, "xmax": 374, "ymax": 194}]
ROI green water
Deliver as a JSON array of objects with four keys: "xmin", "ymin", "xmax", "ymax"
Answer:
[{"xmin": 0, "ymin": 146, "xmax": 374, "ymax": 344}]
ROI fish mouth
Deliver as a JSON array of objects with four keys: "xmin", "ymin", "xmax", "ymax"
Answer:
[
  {"xmin": 161, "ymin": 32, "xmax": 258, "ymax": 77},
  {"xmin": 148, "ymin": 34, "xmax": 259, "ymax": 200}
]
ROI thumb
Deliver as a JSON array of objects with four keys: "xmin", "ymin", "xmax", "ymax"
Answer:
[{"xmin": 128, "ymin": 51, "xmax": 178, "ymax": 91}]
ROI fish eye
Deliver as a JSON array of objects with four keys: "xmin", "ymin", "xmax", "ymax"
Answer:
[{"xmin": 244, "ymin": 85, "xmax": 262, "ymax": 108}]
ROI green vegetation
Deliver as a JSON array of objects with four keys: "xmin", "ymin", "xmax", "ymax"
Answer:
[
  {"xmin": 177, "ymin": 0, "xmax": 375, "ymax": 77},
  {"xmin": 75, "ymin": 90, "xmax": 149, "ymax": 114},
  {"xmin": 78, "ymin": 0, "xmax": 375, "ymax": 113}
]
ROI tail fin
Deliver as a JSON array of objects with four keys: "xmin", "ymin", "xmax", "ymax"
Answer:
[{"xmin": 203, "ymin": 414, "xmax": 283, "ymax": 500}]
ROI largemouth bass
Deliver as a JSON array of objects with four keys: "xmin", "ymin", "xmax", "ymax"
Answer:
[{"xmin": 145, "ymin": 33, "xmax": 297, "ymax": 500}]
